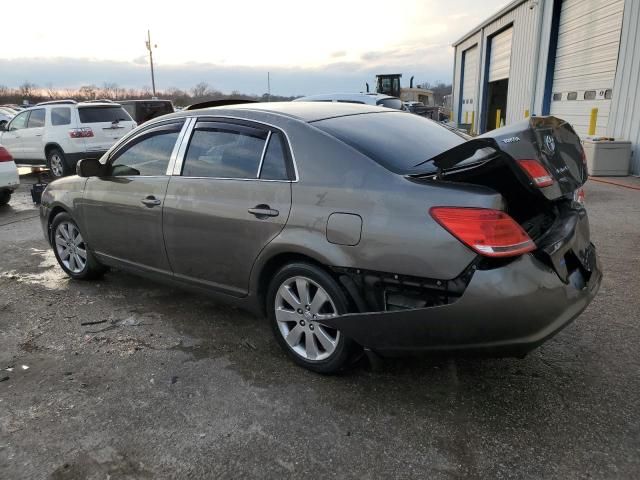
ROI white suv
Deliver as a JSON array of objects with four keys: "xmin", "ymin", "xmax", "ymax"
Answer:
[{"xmin": 0, "ymin": 100, "xmax": 136, "ymax": 178}]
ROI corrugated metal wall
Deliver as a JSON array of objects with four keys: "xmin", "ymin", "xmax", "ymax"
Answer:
[{"xmin": 608, "ymin": 0, "xmax": 640, "ymax": 175}]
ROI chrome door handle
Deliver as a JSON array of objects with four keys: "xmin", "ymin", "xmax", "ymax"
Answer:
[
  {"xmin": 141, "ymin": 196, "xmax": 161, "ymax": 207},
  {"xmin": 248, "ymin": 205, "xmax": 279, "ymax": 218}
]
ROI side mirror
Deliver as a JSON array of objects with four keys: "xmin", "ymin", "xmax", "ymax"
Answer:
[
  {"xmin": 0, "ymin": 123, "xmax": 7, "ymax": 132},
  {"xmin": 76, "ymin": 158, "xmax": 104, "ymax": 177}
]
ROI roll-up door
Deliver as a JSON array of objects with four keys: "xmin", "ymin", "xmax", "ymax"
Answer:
[
  {"xmin": 550, "ymin": 0, "xmax": 624, "ymax": 136},
  {"xmin": 488, "ymin": 27, "xmax": 513, "ymax": 82},
  {"xmin": 460, "ymin": 45, "xmax": 478, "ymax": 123}
]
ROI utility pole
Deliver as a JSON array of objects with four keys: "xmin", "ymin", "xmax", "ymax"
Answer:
[
  {"xmin": 267, "ymin": 72, "xmax": 271, "ymax": 102},
  {"xmin": 145, "ymin": 30, "xmax": 157, "ymax": 98}
]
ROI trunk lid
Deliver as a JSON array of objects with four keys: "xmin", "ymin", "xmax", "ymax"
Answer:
[{"xmin": 420, "ymin": 116, "xmax": 587, "ymax": 201}]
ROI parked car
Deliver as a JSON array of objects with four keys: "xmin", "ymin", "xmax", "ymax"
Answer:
[
  {"xmin": 40, "ymin": 102, "xmax": 601, "ymax": 373},
  {"xmin": 0, "ymin": 109, "xmax": 14, "ymax": 129},
  {"xmin": 0, "ymin": 100, "xmax": 136, "ymax": 178},
  {"xmin": 403, "ymin": 101, "xmax": 428, "ymax": 115},
  {"xmin": 118, "ymin": 99, "xmax": 174, "ymax": 124},
  {"xmin": 0, "ymin": 144, "xmax": 19, "ymax": 205},
  {"xmin": 294, "ymin": 93, "xmax": 403, "ymax": 110}
]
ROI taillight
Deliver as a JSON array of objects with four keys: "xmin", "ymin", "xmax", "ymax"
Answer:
[
  {"xmin": 517, "ymin": 159, "xmax": 554, "ymax": 188},
  {"xmin": 69, "ymin": 127, "xmax": 94, "ymax": 138},
  {"xmin": 0, "ymin": 146, "xmax": 13, "ymax": 162},
  {"xmin": 430, "ymin": 207, "xmax": 536, "ymax": 258}
]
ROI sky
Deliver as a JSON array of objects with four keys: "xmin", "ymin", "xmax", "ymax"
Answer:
[{"xmin": 0, "ymin": 0, "xmax": 510, "ymax": 96}]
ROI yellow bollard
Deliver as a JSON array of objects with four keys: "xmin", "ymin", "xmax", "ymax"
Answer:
[
  {"xmin": 471, "ymin": 111, "xmax": 475, "ymax": 134},
  {"xmin": 524, "ymin": 109, "xmax": 530, "ymax": 118},
  {"xmin": 588, "ymin": 108, "xmax": 598, "ymax": 136},
  {"xmin": 465, "ymin": 111, "xmax": 469, "ymax": 123},
  {"xmin": 496, "ymin": 109, "xmax": 502, "ymax": 129}
]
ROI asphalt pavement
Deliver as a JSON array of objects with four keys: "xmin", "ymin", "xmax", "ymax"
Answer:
[{"xmin": 1, "ymin": 172, "xmax": 639, "ymax": 479}]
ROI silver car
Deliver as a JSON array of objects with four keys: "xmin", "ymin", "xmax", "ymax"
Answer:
[{"xmin": 40, "ymin": 103, "xmax": 602, "ymax": 373}]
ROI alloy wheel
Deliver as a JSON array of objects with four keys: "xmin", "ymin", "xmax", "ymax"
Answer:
[
  {"xmin": 54, "ymin": 221, "xmax": 87, "ymax": 273},
  {"xmin": 50, "ymin": 154, "xmax": 64, "ymax": 177},
  {"xmin": 274, "ymin": 276, "xmax": 341, "ymax": 361}
]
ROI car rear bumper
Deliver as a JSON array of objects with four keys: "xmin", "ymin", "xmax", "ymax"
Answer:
[
  {"xmin": 0, "ymin": 160, "xmax": 20, "ymax": 190},
  {"xmin": 321, "ymin": 252, "xmax": 602, "ymax": 356}
]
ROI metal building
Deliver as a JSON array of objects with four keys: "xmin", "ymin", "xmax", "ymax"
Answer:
[{"xmin": 451, "ymin": 0, "xmax": 640, "ymax": 175}]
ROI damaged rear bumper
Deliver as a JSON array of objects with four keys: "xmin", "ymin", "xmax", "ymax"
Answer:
[{"xmin": 322, "ymin": 253, "xmax": 602, "ymax": 356}]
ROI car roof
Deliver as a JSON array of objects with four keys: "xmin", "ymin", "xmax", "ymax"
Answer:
[
  {"xmin": 165, "ymin": 101, "xmax": 395, "ymax": 123},
  {"xmin": 118, "ymin": 99, "xmax": 172, "ymax": 103}
]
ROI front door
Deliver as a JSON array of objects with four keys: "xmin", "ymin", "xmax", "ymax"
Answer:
[
  {"xmin": 1, "ymin": 110, "xmax": 29, "ymax": 160},
  {"xmin": 80, "ymin": 121, "xmax": 184, "ymax": 273},
  {"xmin": 163, "ymin": 119, "xmax": 293, "ymax": 296},
  {"xmin": 21, "ymin": 108, "xmax": 46, "ymax": 161}
]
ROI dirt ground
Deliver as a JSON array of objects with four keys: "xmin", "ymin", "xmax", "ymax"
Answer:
[{"xmin": 1, "ymin": 172, "xmax": 639, "ymax": 479}]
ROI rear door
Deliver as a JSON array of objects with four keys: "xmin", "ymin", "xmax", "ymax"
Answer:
[
  {"xmin": 163, "ymin": 118, "xmax": 293, "ymax": 296},
  {"xmin": 77, "ymin": 105, "xmax": 136, "ymax": 154},
  {"xmin": 1, "ymin": 110, "xmax": 29, "ymax": 160},
  {"xmin": 80, "ymin": 120, "xmax": 185, "ymax": 272},
  {"xmin": 21, "ymin": 108, "xmax": 46, "ymax": 161}
]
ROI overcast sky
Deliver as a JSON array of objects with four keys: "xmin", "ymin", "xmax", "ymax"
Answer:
[{"xmin": 1, "ymin": 0, "xmax": 510, "ymax": 96}]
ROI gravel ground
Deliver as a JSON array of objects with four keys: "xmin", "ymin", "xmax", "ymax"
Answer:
[{"xmin": 0, "ymin": 172, "xmax": 639, "ymax": 479}]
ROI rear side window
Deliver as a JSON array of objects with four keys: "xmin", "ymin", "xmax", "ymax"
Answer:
[
  {"xmin": 51, "ymin": 107, "xmax": 71, "ymax": 126},
  {"xmin": 78, "ymin": 106, "xmax": 132, "ymax": 124},
  {"xmin": 183, "ymin": 125, "xmax": 267, "ymax": 178},
  {"xmin": 27, "ymin": 109, "xmax": 45, "ymax": 128},
  {"xmin": 313, "ymin": 111, "xmax": 465, "ymax": 174},
  {"xmin": 110, "ymin": 129, "xmax": 179, "ymax": 176},
  {"xmin": 376, "ymin": 98, "xmax": 403, "ymax": 110},
  {"xmin": 260, "ymin": 132, "xmax": 290, "ymax": 180}
]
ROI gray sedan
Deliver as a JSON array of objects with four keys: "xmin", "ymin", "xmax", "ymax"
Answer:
[{"xmin": 40, "ymin": 103, "xmax": 601, "ymax": 373}]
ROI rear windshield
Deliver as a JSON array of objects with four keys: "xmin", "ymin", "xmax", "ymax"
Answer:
[
  {"xmin": 376, "ymin": 98, "xmax": 403, "ymax": 110},
  {"xmin": 312, "ymin": 112, "xmax": 466, "ymax": 174},
  {"xmin": 136, "ymin": 102, "xmax": 174, "ymax": 122},
  {"xmin": 78, "ymin": 106, "xmax": 132, "ymax": 124}
]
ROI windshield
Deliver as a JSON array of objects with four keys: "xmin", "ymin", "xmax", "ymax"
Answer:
[
  {"xmin": 78, "ymin": 106, "xmax": 132, "ymax": 124},
  {"xmin": 312, "ymin": 111, "xmax": 466, "ymax": 174}
]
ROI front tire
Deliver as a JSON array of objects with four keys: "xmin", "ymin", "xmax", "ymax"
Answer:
[
  {"xmin": 50, "ymin": 212, "xmax": 106, "ymax": 280},
  {"xmin": 47, "ymin": 148, "xmax": 68, "ymax": 178},
  {"xmin": 267, "ymin": 262, "xmax": 355, "ymax": 373}
]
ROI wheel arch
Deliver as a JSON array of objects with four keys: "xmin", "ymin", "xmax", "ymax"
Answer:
[
  {"xmin": 46, "ymin": 204, "xmax": 71, "ymax": 245},
  {"xmin": 44, "ymin": 142, "xmax": 64, "ymax": 157}
]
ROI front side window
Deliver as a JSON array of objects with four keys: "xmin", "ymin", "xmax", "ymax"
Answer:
[
  {"xmin": 27, "ymin": 109, "xmax": 46, "ymax": 128},
  {"xmin": 260, "ymin": 132, "xmax": 290, "ymax": 180},
  {"xmin": 9, "ymin": 111, "xmax": 29, "ymax": 130},
  {"xmin": 51, "ymin": 107, "xmax": 71, "ymax": 126},
  {"xmin": 110, "ymin": 129, "xmax": 179, "ymax": 176},
  {"xmin": 182, "ymin": 126, "xmax": 267, "ymax": 178}
]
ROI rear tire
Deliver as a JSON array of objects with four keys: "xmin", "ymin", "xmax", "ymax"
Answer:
[
  {"xmin": 0, "ymin": 190, "xmax": 10, "ymax": 206},
  {"xmin": 267, "ymin": 262, "xmax": 355, "ymax": 374},
  {"xmin": 50, "ymin": 212, "xmax": 106, "ymax": 280},
  {"xmin": 47, "ymin": 148, "xmax": 68, "ymax": 178}
]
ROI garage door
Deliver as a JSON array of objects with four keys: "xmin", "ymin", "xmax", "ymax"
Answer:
[
  {"xmin": 550, "ymin": 0, "xmax": 625, "ymax": 136},
  {"xmin": 460, "ymin": 45, "xmax": 478, "ymax": 123},
  {"xmin": 488, "ymin": 27, "xmax": 513, "ymax": 82}
]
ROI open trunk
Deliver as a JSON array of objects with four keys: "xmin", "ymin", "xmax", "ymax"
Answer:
[{"xmin": 410, "ymin": 116, "xmax": 595, "ymax": 284}]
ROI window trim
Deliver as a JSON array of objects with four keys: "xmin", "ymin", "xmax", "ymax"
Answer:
[{"xmin": 172, "ymin": 115, "xmax": 298, "ymax": 183}]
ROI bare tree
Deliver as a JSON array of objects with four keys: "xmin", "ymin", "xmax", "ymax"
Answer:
[
  {"xmin": 19, "ymin": 81, "xmax": 37, "ymax": 98},
  {"xmin": 79, "ymin": 85, "xmax": 98, "ymax": 100},
  {"xmin": 45, "ymin": 83, "xmax": 59, "ymax": 99},
  {"xmin": 191, "ymin": 82, "xmax": 210, "ymax": 98},
  {"xmin": 101, "ymin": 82, "xmax": 119, "ymax": 99}
]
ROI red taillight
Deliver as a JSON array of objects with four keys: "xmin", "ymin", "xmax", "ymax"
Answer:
[
  {"xmin": 69, "ymin": 127, "xmax": 94, "ymax": 138},
  {"xmin": 517, "ymin": 159, "xmax": 554, "ymax": 188},
  {"xmin": 0, "ymin": 146, "xmax": 13, "ymax": 163},
  {"xmin": 430, "ymin": 207, "xmax": 536, "ymax": 258}
]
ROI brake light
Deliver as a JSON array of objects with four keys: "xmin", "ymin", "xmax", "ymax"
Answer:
[
  {"xmin": 0, "ymin": 146, "xmax": 13, "ymax": 162},
  {"xmin": 69, "ymin": 127, "xmax": 94, "ymax": 138},
  {"xmin": 430, "ymin": 207, "xmax": 536, "ymax": 258},
  {"xmin": 517, "ymin": 159, "xmax": 554, "ymax": 187}
]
